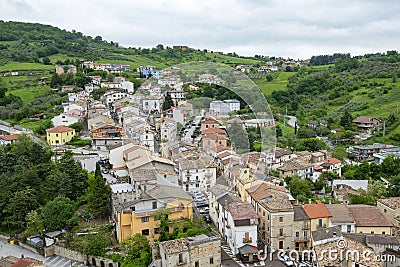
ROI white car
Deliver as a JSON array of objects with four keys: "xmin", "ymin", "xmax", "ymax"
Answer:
[
  {"xmin": 281, "ymin": 255, "xmax": 294, "ymax": 266},
  {"xmin": 199, "ymin": 207, "xmax": 209, "ymax": 214}
]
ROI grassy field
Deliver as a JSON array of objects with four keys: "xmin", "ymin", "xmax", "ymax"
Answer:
[
  {"xmin": 254, "ymin": 72, "xmax": 295, "ymax": 95},
  {"xmin": 6, "ymin": 86, "xmax": 50, "ymax": 102},
  {"xmin": 0, "ymin": 61, "xmax": 54, "ymax": 72}
]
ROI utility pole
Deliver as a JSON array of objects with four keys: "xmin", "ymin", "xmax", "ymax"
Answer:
[{"xmin": 383, "ymin": 120, "xmax": 386, "ymax": 137}]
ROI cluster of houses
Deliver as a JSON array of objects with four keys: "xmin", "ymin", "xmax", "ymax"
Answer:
[{"xmin": 3, "ymin": 61, "xmax": 400, "ymax": 266}]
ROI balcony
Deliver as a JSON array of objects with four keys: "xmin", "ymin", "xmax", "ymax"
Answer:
[
  {"xmin": 316, "ymin": 223, "xmax": 327, "ymax": 229},
  {"xmin": 302, "ymin": 222, "xmax": 310, "ymax": 230},
  {"xmin": 243, "ymin": 238, "xmax": 253, "ymax": 244},
  {"xmin": 294, "ymin": 236, "xmax": 309, "ymax": 242}
]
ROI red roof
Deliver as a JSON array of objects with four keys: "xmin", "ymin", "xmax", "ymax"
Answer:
[
  {"xmin": 201, "ymin": 127, "xmax": 226, "ymax": 134},
  {"xmin": 323, "ymin": 158, "xmax": 342, "ymax": 164},
  {"xmin": 201, "ymin": 118, "xmax": 219, "ymax": 125},
  {"xmin": 303, "ymin": 200, "xmax": 332, "ymax": 219},
  {"xmin": 46, "ymin": 126, "xmax": 74, "ymax": 133},
  {"xmin": 0, "ymin": 134, "xmax": 18, "ymax": 141}
]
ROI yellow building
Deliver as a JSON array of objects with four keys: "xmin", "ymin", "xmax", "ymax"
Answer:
[
  {"xmin": 117, "ymin": 185, "xmax": 193, "ymax": 242},
  {"xmin": 303, "ymin": 200, "xmax": 332, "ymax": 232},
  {"xmin": 348, "ymin": 204, "xmax": 393, "ymax": 235},
  {"xmin": 236, "ymin": 168, "xmax": 267, "ymax": 202},
  {"xmin": 46, "ymin": 126, "xmax": 75, "ymax": 145}
]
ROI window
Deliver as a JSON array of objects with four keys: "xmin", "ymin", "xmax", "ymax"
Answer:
[
  {"xmin": 370, "ymin": 231, "xmax": 374, "ymax": 234},
  {"xmin": 56, "ymin": 133, "xmax": 58, "ymax": 137},
  {"xmin": 154, "ymin": 228, "xmax": 160, "ymax": 234},
  {"xmin": 279, "ymin": 228, "xmax": 284, "ymax": 237},
  {"xmin": 382, "ymin": 231, "xmax": 386, "ymax": 234},
  {"xmin": 152, "ymin": 201, "xmax": 157, "ymax": 209},
  {"xmin": 318, "ymin": 218, "xmax": 322, "ymax": 227},
  {"xmin": 131, "ymin": 206, "xmax": 135, "ymax": 211},
  {"xmin": 347, "ymin": 225, "xmax": 351, "ymax": 233},
  {"xmin": 154, "ymin": 215, "xmax": 161, "ymax": 221},
  {"xmin": 279, "ymin": 216, "xmax": 283, "ymax": 223},
  {"xmin": 295, "ymin": 232, "xmax": 299, "ymax": 238},
  {"xmin": 178, "ymin": 253, "xmax": 184, "ymax": 263},
  {"xmin": 141, "ymin": 216, "xmax": 149, "ymax": 223},
  {"xmin": 279, "ymin": 241, "xmax": 284, "ymax": 249},
  {"xmin": 195, "ymin": 261, "xmax": 199, "ymax": 267},
  {"xmin": 142, "ymin": 229, "xmax": 149, "ymax": 235},
  {"xmin": 304, "ymin": 231, "xmax": 308, "ymax": 239},
  {"xmin": 210, "ymin": 257, "xmax": 214, "ymax": 264},
  {"xmin": 384, "ymin": 209, "xmax": 387, "ymax": 213},
  {"xmin": 263, "ymin": 211, "xmax": 265, "ymax": 216}
]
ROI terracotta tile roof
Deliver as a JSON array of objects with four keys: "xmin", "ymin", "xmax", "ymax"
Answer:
[
  {"xmin": 274, "ymin": 147, "xmax": 293, "ymax": 158},
  {"xmin": 201, "ymin": 118, "xmax": 219, "ymax": 125},
  {"xmin": 347, "ymin": 205, "xmax": 393, "ymax": 227},
  {"xmin": 276, "ymin": 159, "xmax": 313, "ymax": 171},
  {"xmin": 202, "ymin": 133, "xmax": 227, "ymax": 140},
  {"xmin": 377, "ymin": 197, "xmax": 400, "ymax": 210},
  {"xmin": 201, "ymin": 127, "xmax": 226, "ymax": 134},
  {"xmin": 352, "ymin": 116, "xmax": 381, "ymax": 123},
  {"xmin": 303, "ymin": 200, "xmax": 332, "ymax": 219},
  {"xmin": 0, "ymin": 134, "xmax": 18, "ymax": 141},
  {"xmin": 366, "ymin": 234, "xmax": 400, "ymax": 245},
  {"xmin": 11, "ymin": 258, "xmax": 43, "ymax": 267},
  {"xmin": 247, "ymin": 182, "xmax": 288, "ymax": 201},
  {"xmin": 259, "ymin": 191, "xmax": 293, "ymax": 212},
  {"xmin": 226, "ymin": 202, "xmax": 259, "ymax": 221},
  {"xmin": 314, "ymin": 237, "xmax": 381, "ymax": 267},
  {"xmin": 326, "ymin": 204, "xmax": 354, "ymax": 223},
  {"xmin": 46, "ymin": 125, "xmax": 74, "ymax": 133},
  {"xmin": 322, "ymin": 158, "xmax": 342, "ymax": 165}
]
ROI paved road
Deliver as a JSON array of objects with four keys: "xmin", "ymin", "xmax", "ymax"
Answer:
[
  {"xmin": 0, "ymin": 241, "xmax": 44, "ymax": 262},
  {"xmin": 285, "ymin": 115, "xmax": 297, "ymax": 128}
]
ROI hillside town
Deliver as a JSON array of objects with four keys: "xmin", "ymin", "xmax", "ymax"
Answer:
[{"xmin": 2, "ymin": 59, "xmax": 400, "ymax": 267}]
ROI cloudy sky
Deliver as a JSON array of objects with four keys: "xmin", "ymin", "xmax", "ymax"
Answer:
[{"xmin": 1, "ymin": 0, "xmax": 400, "ymax": 59}]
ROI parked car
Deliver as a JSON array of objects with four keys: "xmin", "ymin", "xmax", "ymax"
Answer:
[
  {"xmin": 195, "ymin": 201, "xmax": 209, "ymax": 208},
  {"xmin": 281, "ymin": 255, "xmax": 294, "ymax": 266},
  {"xmin": 203, "ymin": 214, "xmax": 211, "ymax": 223},
  {"xmin": 199, "ymin": 207, "xmax": 209, "ymax": 214},
  {"xmin": 102, "ymin": 168, "xmax": 108, "ymax": 174}
]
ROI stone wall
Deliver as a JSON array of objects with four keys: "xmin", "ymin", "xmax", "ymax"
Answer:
[
  {"xmin": 45, "ymin": 245, "xmax": 119, "ymax": 267},
  {"xmin": 0, "ymin": 234, "xmax": 9, "ymax": 242}
]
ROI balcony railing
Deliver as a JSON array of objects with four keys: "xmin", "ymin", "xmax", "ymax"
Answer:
[
  {"xmin": 316, "ymin": 223, "xmax": 327, "ymax": 229},
  {"xmin": 303, "ymin": 222, "xmax": 310, "ymax": 230},
  {"xmin": 243, "ymin": 238, "xmax": 252, "ymax": 243}
]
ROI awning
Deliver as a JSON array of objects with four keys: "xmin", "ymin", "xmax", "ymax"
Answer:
[{"xmin": 238, "ymin": 244, "xmax": 259, "ymax": 254}]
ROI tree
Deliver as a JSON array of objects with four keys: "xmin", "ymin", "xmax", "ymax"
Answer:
[
  {"xmin": 120, "ymin": 233, "xmax": 152, "ymax": 267},
  {"xmin": 3, "ymin": 187, "xmax": 39, "ymax": 227},
  {"xmin": 41, "ymin": 196, "xmax": 75, "ymax": 231},
  {"xmin": 84, "ymin": 230, "xmax": 111, "ymax": 256},
  {"xmin": 266, "ymin": 74, "xmax": 273, "ymax": 82},
  {"xmin": 227, "ymin": 122, "xmax": 250, "ymax": 151},
  {"xmin": 68, "ymin": 122, "xmax": 83, "ymax": 133},
  {"xmin": 42, "ymin": 57, "xmax": 51, "ymax": 65},
  {"xmin": 296, "ymin": 138, "xmax": 327, "ymax": 151},
  {"xmin": 87, "ymin": 163, "xmax": 111, "ymax": 217},
  {"xmin": 350, "ymin": 180, "xmax": 387, "ymax": 205},
  {"xmin": 286, "ymin": 176, "xmax": 312, "ymax": 201},
  {"xmin": 57, "ymin": 151, "xmax": 88, "ymax": 200},
  {"xmin": 162, "ymin": 93, "xmax": 174, "ymax": 111},
  {"xmin": 340, "ymin": 110, "xmax": 353, "ymax": 130}
]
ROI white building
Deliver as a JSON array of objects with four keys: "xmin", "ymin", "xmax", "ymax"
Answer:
[
  {"xmin": 121, "ymin": 81, "xmax": 134, "ymax": 93},
  {"xmin": 142, "ymin": 96, "xmax": 163, "ymax": 114},
  {"xmin": 160, "ymin": 121, "xmax": 177, "ymax": 143},
  {"xmin": 139, "ymin": 128, "xmax": 157, "ymax": 153},
  {"xmin": 209, "ymin": 99, "xmax": 240, "ymax": 114},
  {"xmin": 215, "ymin": 194, "xmax": 259, "ymax": 255},
  {"xmin": 103, "ymin": 91, "xmax": 129, "ymax": 106},
  {"xmin": 51, "ymin": 113, "xmax": 79, "ymax": 127},
  {"xmin": 178, "ymin": 152, "xmax": 217, "ymax": 192},
  {"xmin": 168, "ymin": 90, "xmax": 185, "ymax": 103},
  {"xmin": 326, "ymin": 204, "xmax": 356, "ymax": 234},
  {"xmin": 101, "ymin": 82, "xmax": 123, "ymax": 89},
  {"xmin": 63, "ymin": 102, "xmax": 86, "ymax": 113}
]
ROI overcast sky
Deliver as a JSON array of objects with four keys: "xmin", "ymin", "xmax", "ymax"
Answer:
[{"xmin": 1, "ymin": 0, "xmax": 400, "ymax": 59}]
